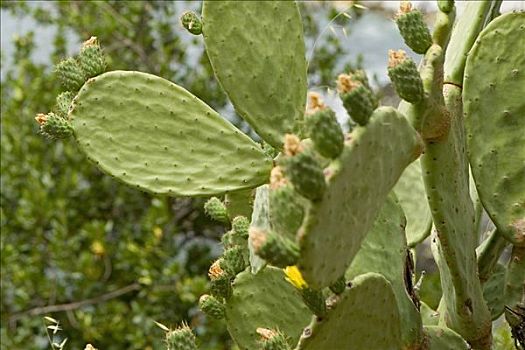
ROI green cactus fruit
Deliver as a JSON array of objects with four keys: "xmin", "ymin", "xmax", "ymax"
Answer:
[
  {"xmin": 208, "ymin": 259, "xmax": 233, "ymax": 300},
  {"xmin": 165, "ymin": 324, "xmax": 198, "ymax": 350},
  {"xmin": 180, "ymin": 11, "xmax": 202, "ymax": 35},
  {"xmin": 54, "ymin": 91, "xmax": 74, "ymax": 119},
  {"xmin": 329, "ymin": 276, "xmax": 346, "ymax": 295},
  {"xmin": 280, "ymin": 137, "xmax": 326, "ymax": 201},
  {"xmin": 224, "ymin": 267, "xmax": 312, "ymax": 350},
  {"xmin": 78, "ymin": 37, "xmax": 106, "ymax": 79},
  {"xmin": 221, "ymin": 246, "xmax": 246, "ymax": 275},
  {"xmin": 420, "ymin": 301, "xmax": 439, "ymax": 326},
  {"xmin": 256, "ymin": 328, "xmax": 290, "ymax": 350},
  {"xmin": 337, "ymin": 74, "xmax": 377, "ymax": 126},
  {"xmin": 232, "ymin": 216, "xmax": 249, "ymax": 238},
  {"xmin": 395, "ymin": 2, "xmax": 432, "ymax": 54},
  {"xmin": 269, "ymin": 180, "xmax": 305, "ymax": 240},
  {"xmin": 199, "ymin": 294, "xmax": 225, "ymax": 319},
  {"xmin": 204, "ymin": 197, "xmax": 229, "ymax": 224},
  {"xmin": 35, "ymin": 113, "xmax": 73, "ymax": 140},
  {"xmin": 464, "ymin": 12, "xmax": 525, "ymax": 246},
  {"xmin": 388, "ymin": 49, "xmax": 424, "ymax": 104},
  {"xmin": 69, "ymin": 70, "xmax": 272, "ymax": 196},
  {"xmin": 202, "ymin": 1, "xmax": 307, "ymax": 148},
  {"xmin": 306, "ymin": 107, "xmax": 344, "ymax": 159},
  {"xmin": 55, "ymin": 57, "xmax": 85, "ymax": 91},
  {"xmin": 250, "ymin": 228, "xmax": 299, "ymax": 268},
  {"xmin": 300, "ymin": 287, "xmax": 326, "ymax": 318},
  {"xmin": 296, "ymin": 273, "xmax": 402, "ymax": 350}
]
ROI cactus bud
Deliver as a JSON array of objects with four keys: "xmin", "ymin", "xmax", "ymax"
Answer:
[
  {"xmin": 250, "ymin": 228, "xmax": 299, "ymax": 268},
  {"xmin": 280, "ymin": 142, "xmax": 326, "ymax": 201},
  {"xmin": 301, "ymin": 287, "xmax": 327, "ymax": 317},
  {"xmin": 395, "ymin": 2, "xmax": 432, "ymax": 54},
  {"xmin": 269, "ymin": 183, "xmax": 305, "ymax": 238},
  {"xmin": 199, "ymin": 294, "xmax": 225, "ymax": 319},
  {"xmin": 256, "ymin": 328, "xmax": 291, "ymax": 350},
  {"xmin": 55, "ymin": 91, "xmax": 74, "ymax": 119},
  {"xmin": 329, "ymin": 276, "xmax": 347, "ymax": 295},
  {"xmin": 306, "ymin": 93, "xmax": 344, "ymax": 159},
  {"xmin": 208, "ymin": 259, "xmax": 233, "ymax": 299},
  {"xmin": 387, "ymin": 49, "xmax": 424, "ymax": 103},
  {"xmin": 221, "ymin": 246, "xmax": 246, "ymax": 275},
  {"xmin": 55, "ymin": 57, "xmax": 85, "ymax": 91},
  {"xmin": 231, "ymin": 216, "xmax": 249, "ymax": 237},
  {"xmin": 165, "ymin": 323, "xmax": 198, "ymax": 350},
  {"xmin": 204, "ymin": 197, "xmax": 229, "ymax": 223},
  {"xmin": 35, "ymin": 112, "xmax": 73, "ymax": 140},
  {"xmin": 78, "ymin": 36, "xmax": 107, "ymax": 79},
  {"xmin": 181, "ymin": 11, "xmax": 202, "ymax": 35},
  {"xmin": 337, "ymin": 74, "xmax": 377, "ymax": 126}
]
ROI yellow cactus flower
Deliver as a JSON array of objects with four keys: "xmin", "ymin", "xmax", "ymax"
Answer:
[{"xmin": 284, "ymin": 266, "xmax": 307, "ymax": 289}]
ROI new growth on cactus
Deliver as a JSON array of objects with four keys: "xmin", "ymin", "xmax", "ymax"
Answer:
[{"xmin": 36, "ymin": 1, "xmax": 524, "ymax": 349}]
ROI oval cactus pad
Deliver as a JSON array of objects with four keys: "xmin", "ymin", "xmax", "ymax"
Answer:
[
  {"xmin": 70, "ymin": 71, "xmax": 272, "ymax": 196},
  {"xmin": 464, "ymin": 12, "xmax": 525, "ymax": 245},
  {"xmin": 202, "ymin": 1, "xmax": 307, "ymax": 148}
]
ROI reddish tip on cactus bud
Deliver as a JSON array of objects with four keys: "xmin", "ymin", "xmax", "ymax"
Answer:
[
  {"xmin": 270, "ymin": 166, "xmax": 288, "ymax": 189},
  {"xmin": 283, "ymin": 134, "xmax": 303, "ymax": 157},
  {"xmin": 81, "ymin": 36, "xmax": 99, "ymax": 50},
  {"xmin": 399, "ymin": 1, "xmax": 413, "ymax": 15},
  {"xmin": 307, "ymin": 91, "xmax": 326, "ymax": 115},
  {"xmin": 388, "ymin": 49, "xmax": 408, "ymax": 68},
  {"xmin": 35, "ymin": 113, "xmax": 48, "ymax": 125},
  {"xmin": 249, "ymin": 227, "xmax": 267, "ymax": 252},
  {"xmin": 336, "ymin": 74, "xmax": 361, "ymax": 94},
  {"xmin": 257, "ymin": 328, "xmax": 278, "ymax": 340},
  {"xmin": 208, "ymin": 259, "xmax": 225, "ymax": 280}
]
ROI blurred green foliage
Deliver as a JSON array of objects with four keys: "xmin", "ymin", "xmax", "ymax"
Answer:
[{"xmin": 0, "ymin": 1, "xmax": 360, "ymax": 349}]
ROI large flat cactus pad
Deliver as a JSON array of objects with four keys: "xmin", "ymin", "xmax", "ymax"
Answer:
[
  {"xmin": 70, "ymin": 71, "xmax": 272, "ymax": 196},
  {"xmin": 298, "ymin": 107, "xmax": 422, "ymax": 288},
  {"xmin": 202, "ymin": 1, "xmax": 307, "ymax": 148}
]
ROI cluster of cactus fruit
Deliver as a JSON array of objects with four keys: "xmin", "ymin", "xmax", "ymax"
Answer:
[{"xmin": 36, "ymin": 1, "xmax": 524, "ymax": 349}]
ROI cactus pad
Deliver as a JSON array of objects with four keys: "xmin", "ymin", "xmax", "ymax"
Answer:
[
  {"xmin": 424, "ymin": 326, "xmax": 469, "ymax": 350},
  {"xmin": 224, "ymin": 267, "xmax": 312, "ymax": 350},
  {"xmin": 69, "ymin": 71, "xmax": 272, "ymax": 196},
  {"xmin": 346, "ymin": 195, "xmax": 424, "ymax": 348},
  {"xmin": 296, "ymin": 273, "xmax": 402, "ymax": 350},
  {"xmin": 394, "ymin": 159, "xmax": 432, "ymax": 247},
  {"xmin": 298, "ymin": 107, "xmax": 422, "ymax": 288},
  {"xmin": 202, "ymin": 1, "xmax": 307, "ymax": 148},
  {"xmin": 464, "ymin": 12, "xmax": 525, "ymax": 246}
]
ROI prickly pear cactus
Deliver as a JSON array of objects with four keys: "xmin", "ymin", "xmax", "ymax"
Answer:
[{"xmin": 35, "ymin": 1, "xmax": 525, "ymax": 349}]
